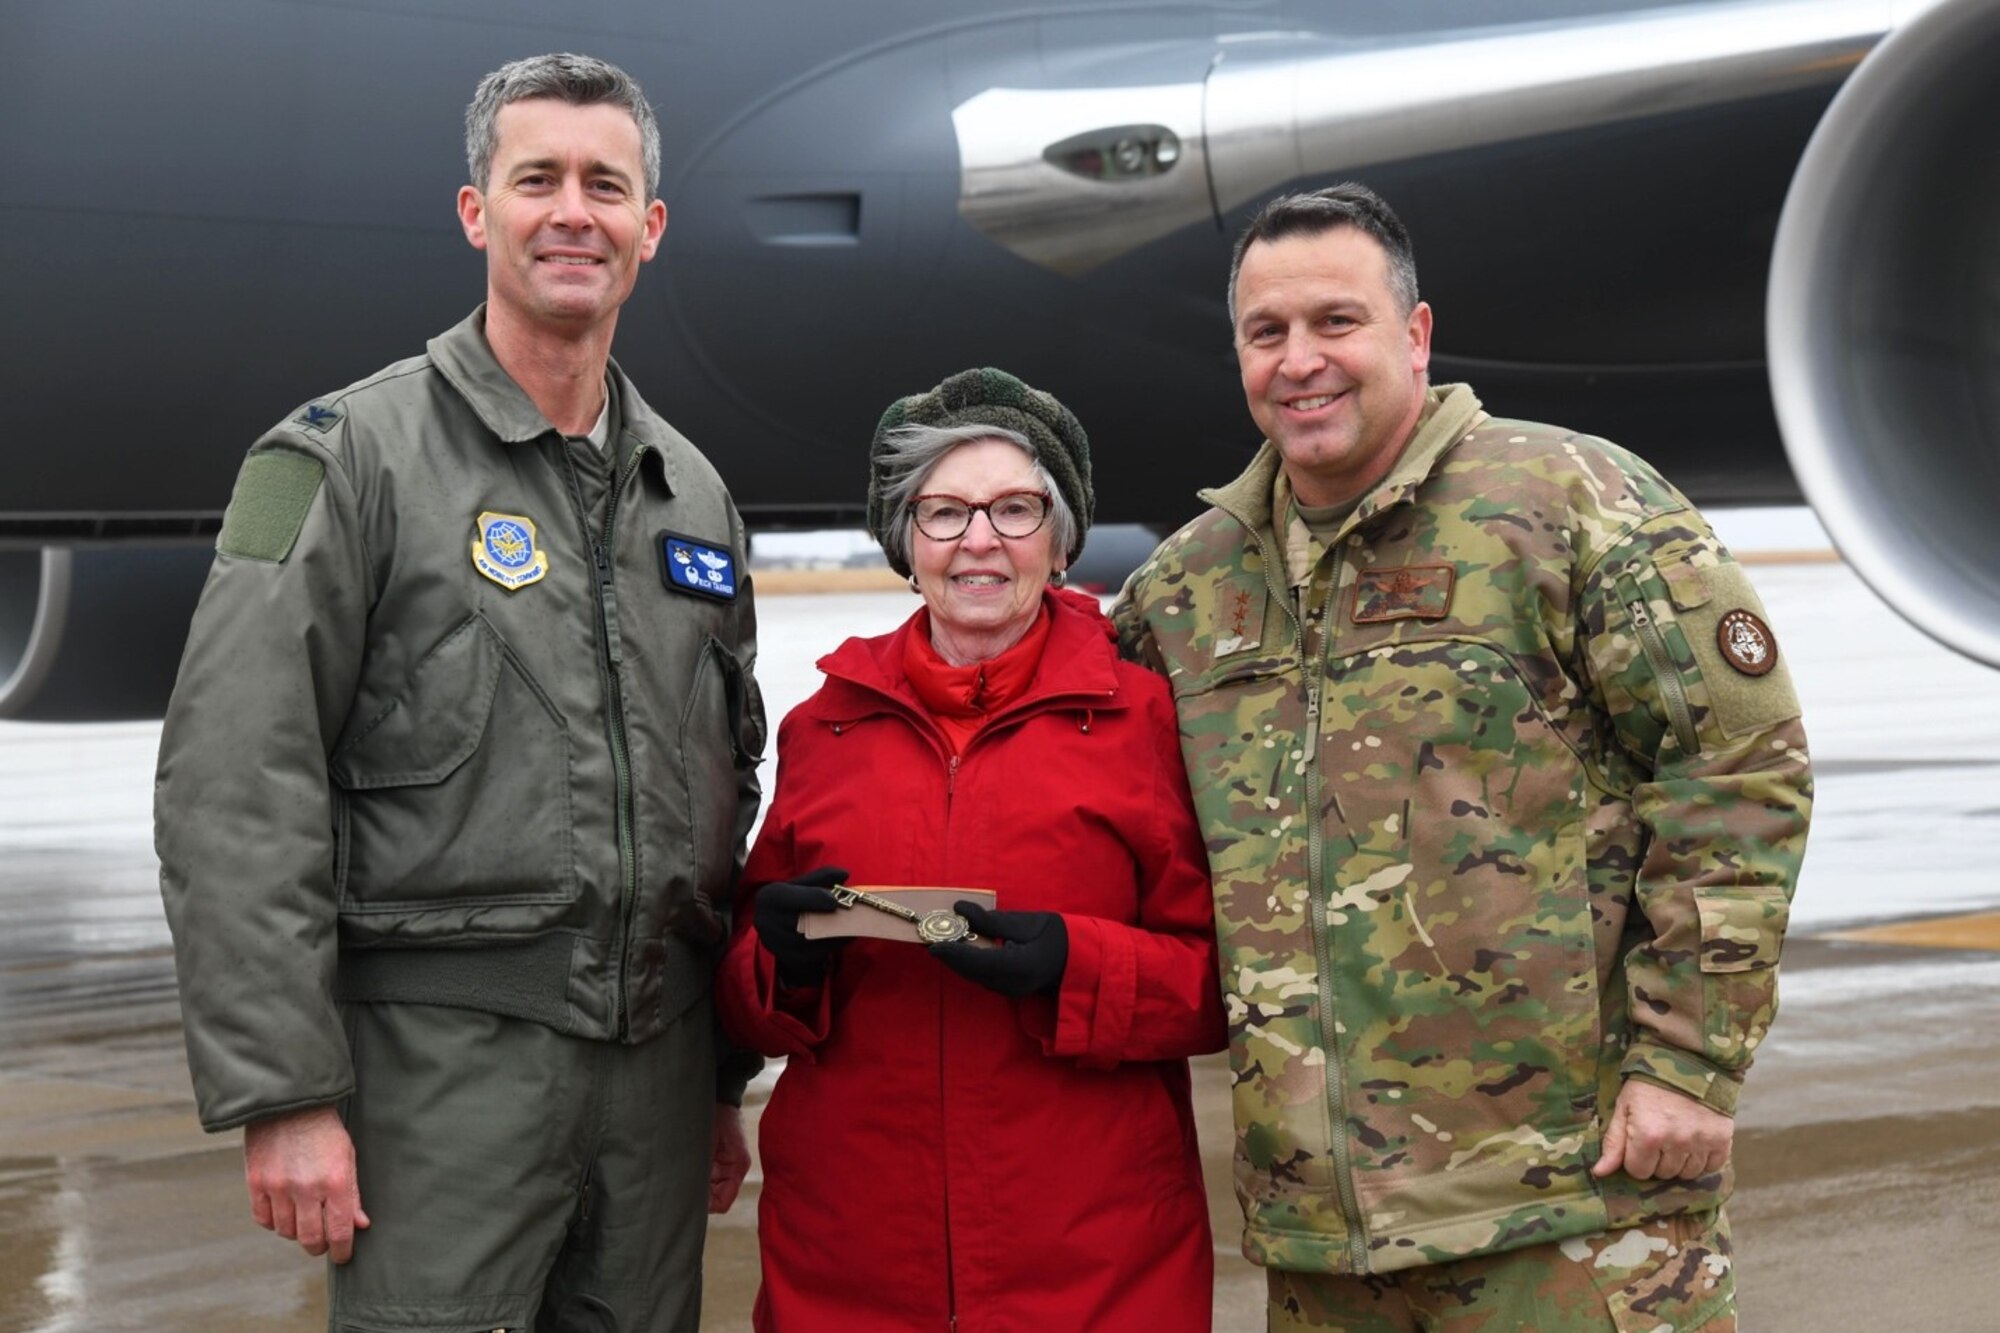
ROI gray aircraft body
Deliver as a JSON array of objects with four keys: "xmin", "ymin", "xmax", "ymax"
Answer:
[{"xmin": 3, "ymin": 0, "xmax": 1996, "ymax": 718}]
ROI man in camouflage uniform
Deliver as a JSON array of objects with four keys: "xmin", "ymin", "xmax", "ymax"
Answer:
[{"xmin": 1112, "ymin": 183, "xmax": 1811, "ymax": 1330}]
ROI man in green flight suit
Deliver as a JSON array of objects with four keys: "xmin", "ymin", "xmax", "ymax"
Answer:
[
  {"xmin": 1113, "ymin": 183, "xmax": 1812, "ymax": 1330},
  {"xmin": 156, "ymin": 54, "xmax": 763, "ymax": 1330}
]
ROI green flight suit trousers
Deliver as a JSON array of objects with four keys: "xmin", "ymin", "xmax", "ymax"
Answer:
[{"xmin": 329, "ymin": 997, "xmax": 716, "ymax": 1332}]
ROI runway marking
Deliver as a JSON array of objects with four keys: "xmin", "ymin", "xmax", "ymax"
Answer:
[
  {"xmin": 1822, "ymin": 912, "xmax": 2000, "ymax": 952},
  {"xmin": 1736, "ymin": 549, "xmax": 1840, "ymax": 566}
]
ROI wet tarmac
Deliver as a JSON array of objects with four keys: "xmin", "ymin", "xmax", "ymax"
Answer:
[{"xmin": 3, "ymin": 557, "xmax": 1997, "ymax": 1331}]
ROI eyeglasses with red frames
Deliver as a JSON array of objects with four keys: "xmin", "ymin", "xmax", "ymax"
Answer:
[{"xmin": 911, "ymin": 490, "xmax": 1052, "ymax": 541}]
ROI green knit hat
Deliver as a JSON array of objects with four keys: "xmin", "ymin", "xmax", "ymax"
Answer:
[{"xmin": 867, "ymin": 367, "xmax": 1094, "ymax": 577}]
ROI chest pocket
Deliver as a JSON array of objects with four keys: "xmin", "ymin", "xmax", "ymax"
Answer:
[{"xmin": 330, "ymin": 614, "xmax": 576, "ymax": 931}]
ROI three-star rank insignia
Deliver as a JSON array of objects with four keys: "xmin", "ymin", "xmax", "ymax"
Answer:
[
  {"xmin": 471, "ymin": 511, "xmax": 550, "ymax": 591},
  {"xmin": 1717, "ymin": 608, "xmax": 1777, "ymax": 676},
  {"xmin": 658, "ymin": 531, "xmax": 738, "ymax": 602},
  {"xmin": 1352, "ymin": 564, "xmax": 1456, "ymax": 623}
]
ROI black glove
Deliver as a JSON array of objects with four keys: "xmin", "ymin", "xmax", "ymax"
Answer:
[
  {"xmin": 929, "ymin": 901, "xmax": 1068, "ymax": 998},
  {"xmin": 753, "ymin": 867, "xmax": 849, "ymax": 987}
]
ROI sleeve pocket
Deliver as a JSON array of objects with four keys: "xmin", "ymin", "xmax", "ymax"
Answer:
[{"xmin": 1695, "ymin": 890, "xmax": 1786, "ymax": 973}]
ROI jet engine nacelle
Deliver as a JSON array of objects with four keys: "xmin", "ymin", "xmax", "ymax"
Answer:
[
  {"xmin": 1770, "ymin": 0, "xmax": 2000, "ymax": 668},
  {"xmin": 0, "ymin": 545, "xmax": 214, "ymax": 721}
]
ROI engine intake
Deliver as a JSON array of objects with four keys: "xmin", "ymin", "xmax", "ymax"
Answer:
[{"xmin": 1769, "ymin": 0, "xmax": 2000, "ymax": 668}]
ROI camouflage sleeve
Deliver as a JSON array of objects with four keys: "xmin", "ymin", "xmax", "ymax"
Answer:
[
  {"xmin": 1109, "ymin": 559, "xmax": 1170, "ymax": 676},
  {"xmin": 1580, "ymin": 513, "xmax": 1813, "ymax": 1115},
  {"xmin": 155, "ymin": 430, "xmax": 372, "ymax": 1132}
]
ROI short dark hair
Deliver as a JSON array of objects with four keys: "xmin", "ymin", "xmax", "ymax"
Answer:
[
  {"xmin": 466, "ymin": 53, "xmax": 662, "ymax": 200},
  {"xmin": 1226, "ymin": 183, "xmax": 1420, "ymax": 324}
]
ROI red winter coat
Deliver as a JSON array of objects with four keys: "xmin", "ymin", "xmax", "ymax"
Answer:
[{"xmin": 719, "ymin": 590, "xmax": 1225, "ymax": 1333}]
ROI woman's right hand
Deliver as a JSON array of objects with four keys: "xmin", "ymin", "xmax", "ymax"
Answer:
[{"xmin": 752, "ymin": 867, "xmax": 851, "ymax": 987}]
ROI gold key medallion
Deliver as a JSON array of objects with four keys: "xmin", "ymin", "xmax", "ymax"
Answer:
[
  {"xmin": 827, "ymin": 885, "xmax": 979, "ymax": 944},
  {"xmin": 916, "ymin": 909, "xmax": 972, "ymax": 944}
]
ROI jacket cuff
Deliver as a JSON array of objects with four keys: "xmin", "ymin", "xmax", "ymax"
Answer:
[
  {"xmin": 1047, "ymin": 915, "xmax": 1133, "ymax": 1068},
  {"xmin": 214, "ymin": 1091, "xmax": 351, "ymax": 1135},
  {"xmin": 751, "ymin": 942, "xmax": 834, "ymax": 1057},
  {"xmin": 1622, "ymin": 1040, "xmax": 1743, "ymax": 1116},
  {"xmin": 714, "ymin": 1034, "xmax": 763, "ymax": 1107}
]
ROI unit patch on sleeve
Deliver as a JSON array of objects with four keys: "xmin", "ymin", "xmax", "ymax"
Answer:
[
  {"xmin": 471, "ymin": 511, "xmax": 550, "ymax": 590},
  {"xmin": 1352, "ymin": 565, "xmax": 1456, "ymax": 623},
  {"xmin": 659, "ymin": 531, "xmax": 738, "ymax": 602},
  {"xmin": 1716, "ymin": 608, "xmax": 1777, "ymax": 676}
]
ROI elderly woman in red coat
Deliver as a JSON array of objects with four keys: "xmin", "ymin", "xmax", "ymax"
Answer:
[{"xmin": 717, "ymin": 368, "xmax": 1226, "ymax": 1333}]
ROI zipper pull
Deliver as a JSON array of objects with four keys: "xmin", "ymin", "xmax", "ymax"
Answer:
[
  {"xmin": 1303, "ymin": 683, "xmax": 1323, "ymax": 770},
  {"xmin": 592, "ymin": 541, "xmax": 624, "ymax": 664}
]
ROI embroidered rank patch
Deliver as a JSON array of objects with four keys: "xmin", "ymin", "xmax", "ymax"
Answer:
[
  {"xmin": 294, "ymin": 402, "xmax": 342, "ymax": 433},
  {"xmin": 659, "ymin": 531, "xmax": 738, "ymax": 602},
  {"xmin": 471, "ymin": 511, "xmax": 550, "ymax": 590},
  {"xmin": 1352, "ymin": 565, "xmax": 1455, "ymax": 623},
  {"xmin": 1717, "ymin": 608, "xmax": 1777, "ymax": 676},
  {"xmin": 1213, "ymin": 583, "xmax": 1262, "ymax": 658}
]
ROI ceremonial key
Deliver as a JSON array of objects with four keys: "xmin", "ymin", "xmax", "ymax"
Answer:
[{"xmin": 828, "ymin": 884, "xmax": 979, "ymax": 944}]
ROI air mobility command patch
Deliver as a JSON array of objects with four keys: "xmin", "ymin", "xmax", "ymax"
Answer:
[
  {"xmin": 471, "ymin": 511, "xmax": 549, "ymax": 590},
  {"xmin": 659, "ymin": 531, "xmax": 738, "ymax": 601},
  {"xmin": 1352, "ymin": 564, "xmax": 1455, "ymax": 623}
]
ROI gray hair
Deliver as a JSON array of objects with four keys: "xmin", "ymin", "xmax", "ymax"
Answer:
[
  {"xmin": 1226, "ymin": 182, "xmax": 1420, "ymax": 325},
  {"xmin": 875, "ymin": 424, "xmax": 1079, "ymax": 576},
  {"xmin": 466, "ymin": 53, "xmax": 662, "ymax": 200}
]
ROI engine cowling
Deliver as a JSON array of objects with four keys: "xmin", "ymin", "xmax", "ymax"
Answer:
[{"xmin": 1769, "ymin": 0, "xmax": 2000, "ymax": 668}]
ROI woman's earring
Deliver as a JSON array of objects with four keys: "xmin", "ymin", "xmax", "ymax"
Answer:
[
  {"xmin": 1050, "ymin": 569, "xmax": 1068, "ymax": 589},
  {"xmin": 907, "ymin": 574, "xmax": 921, "ymax": 594}
]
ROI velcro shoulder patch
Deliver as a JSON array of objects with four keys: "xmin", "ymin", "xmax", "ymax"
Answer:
[
  {"xmin": 217, "ymin": 448, "xmax": 325, "ymax": 562},
  {"xmin": 1677, "ymin": 561, "xmax": 1801, "ymax": 739}
]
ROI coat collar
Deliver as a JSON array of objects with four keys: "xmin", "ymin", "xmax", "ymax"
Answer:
[
  {"xmin": 1200, "ymin": 383, "xmax": 1487, "ymax": 546},
  {"xmin": 427, "ymin": 305, "xmax": 687, "ymax": 495},
  {"xmin": 811, "ymin": 588, "xmax": 1125, "ymax": 724}
]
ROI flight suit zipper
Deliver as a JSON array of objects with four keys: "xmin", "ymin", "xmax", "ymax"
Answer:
[
  {"xmin": 559, "ymin": 438, "xmax": 646, "ymax": 1038},
  {"xmin": 1626, "ymin": 598, "xmax": 1699, "ymax": 754}
]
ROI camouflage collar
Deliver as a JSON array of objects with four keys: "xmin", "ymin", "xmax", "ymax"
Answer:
[
  {"xmin": 1200, "ymin": 384, "xmax": 1487, "ymax": 550},
  {"xmin": 428, "ymin": 306, "xmax": 687, "ymax": 494}
]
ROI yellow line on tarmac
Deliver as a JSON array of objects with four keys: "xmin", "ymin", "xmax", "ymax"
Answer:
[
  {"xmin": 1737, "ymin": 549, "xmax": 1841, "ymax": 566},
  {"xmin": 1823, "ymin": 912, "xmax": 2000, "ymax": 951}
]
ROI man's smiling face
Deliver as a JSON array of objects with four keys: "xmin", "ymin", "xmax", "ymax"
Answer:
[
  {"xmin": 1232, "ymin": 226, "xmax": 1433, "ymax": 507},
  {"xmin": 457, "ymin": 98, "xmax": 666, "ymax": 334}
]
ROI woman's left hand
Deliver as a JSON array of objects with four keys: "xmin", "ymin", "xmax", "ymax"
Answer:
[{"xmin": 930, "ymin": 902, "xmax": 1068, "ymax": 998}]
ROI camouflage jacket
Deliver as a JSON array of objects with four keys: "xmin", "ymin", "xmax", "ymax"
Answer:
[{"xmin": 1112, "ymin": 384, "xmax": 1812, "ymax": 1274}]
